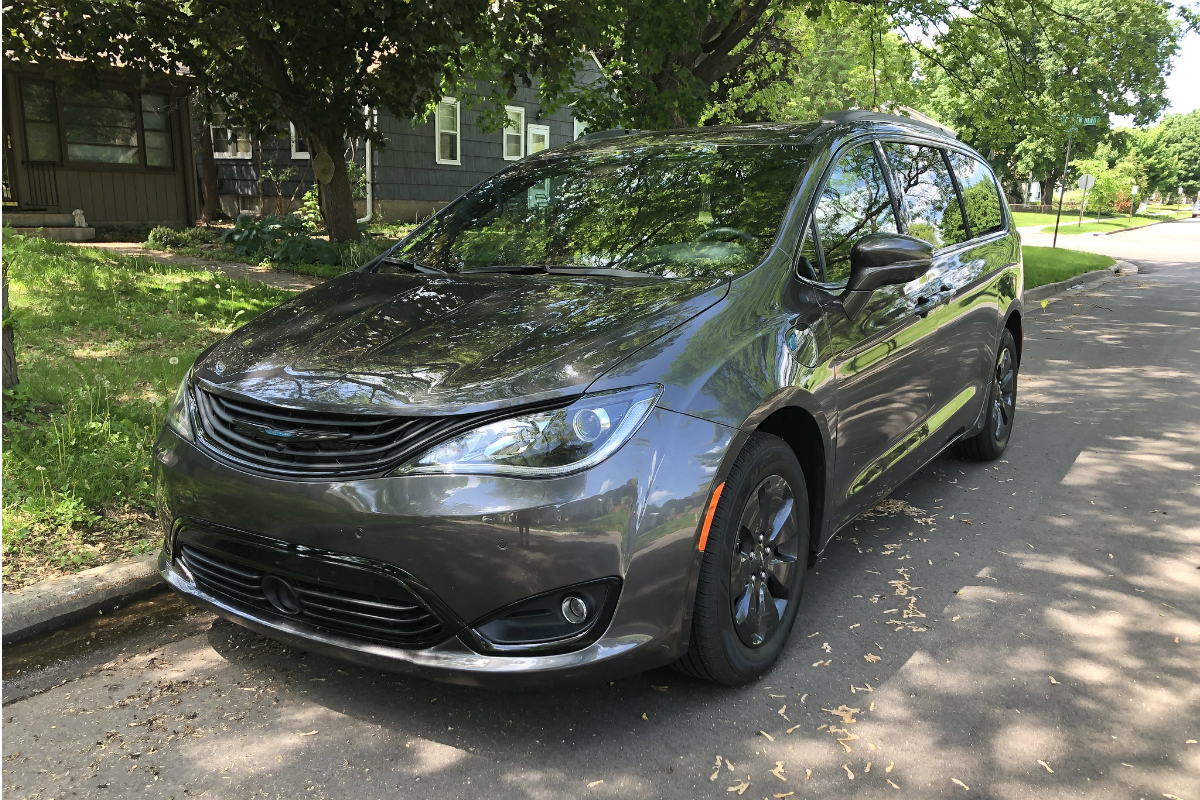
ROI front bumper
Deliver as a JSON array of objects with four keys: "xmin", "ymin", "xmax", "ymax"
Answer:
[{"xmin": 155, "ymin": 407, "xmax": 737, "ymax": 686}]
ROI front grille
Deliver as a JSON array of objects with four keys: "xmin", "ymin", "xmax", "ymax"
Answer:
[
  {"xmin": 192, "ymin": 388, "xmax": 464, "ymax": 477},
  {"xmin": 179, "ymin": 543, "xmax": 444, "ymax": 646}
]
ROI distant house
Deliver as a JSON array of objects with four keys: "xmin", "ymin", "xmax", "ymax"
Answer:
[
  {"xmin": 206, "ymin": 77, "xmax": 597, "ymax": 224},
  {"xmin": 2, "ymin": 58, "xmax": 597, "ymax": 233},
  {"xmin": 2, "ymin": 62, "xmax": 199, "ymax": 237}
]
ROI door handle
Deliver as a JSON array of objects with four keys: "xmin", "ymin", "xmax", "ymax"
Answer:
[{"xmin": 913, "ymin": 292, "xmax": 946, "ymax": 318}]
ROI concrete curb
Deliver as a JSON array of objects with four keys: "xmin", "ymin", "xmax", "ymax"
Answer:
[
  {"xmin": 2, "ymin": 554, "xmax": 164, "ymax": 644},
  {"xmin": 1024, "ymin": 260, "xmax": 1135, "ymax": 304}
]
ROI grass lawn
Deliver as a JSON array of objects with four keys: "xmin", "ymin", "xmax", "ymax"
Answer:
[
  {"xmin": 1022, "ymin": 245, "xmax": 1115, "ymax": 288},
  {"xmin": 1039, "ymin": 211, "xmax": 1191, "ymax": 235},
  {"xmin": 1, "ymin": 232, "xmax": 294, "ymax": 590},
  {"xmin": 1011, "ymin": 210, "xmax": 1078, "ymax": 228}
]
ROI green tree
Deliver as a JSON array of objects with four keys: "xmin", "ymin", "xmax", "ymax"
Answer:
[
  {"xmin": 1070, "ymin": 143, "xmax": 1149, "ymax": 213},
  {"xmin": 916, "ymin": 0, "xmax": 1187, "ymax": 193},
  {"xmin": 701, "ymin": 1, "xmax": 919, "ymax": 125},
  {"xmin": 8, "ymin": 0, "xmax": 596, "ymax": 242},
  {"xmin": 1134, "ymin": 109, "xmax": 1200, "ymax": 198}
]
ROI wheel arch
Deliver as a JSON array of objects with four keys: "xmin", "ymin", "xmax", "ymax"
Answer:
[
  {"xmin": 749, "ymin": 403, "xmax": 831, "ymax": 563},
  {"xmin": 1004, "ymin": 308, "xmax": 1023, "ymax": 364}
]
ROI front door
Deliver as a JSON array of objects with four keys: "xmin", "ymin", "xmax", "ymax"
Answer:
[
  {"xmin": 813, "ymin": 141, "xmax": 951, "ymax": 527},
  {"xmin": 881, "ymin": 142, "xmax": 1000, "ymax": 448}
]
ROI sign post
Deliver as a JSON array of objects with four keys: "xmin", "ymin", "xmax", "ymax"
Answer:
[
  {"xmin": 1052, "ymin": 117, "xmax": 1098, "ymax": 248},
  {"xmin": 1077, "ymin": 173, "xmax": 1096, "ymax": 226}
]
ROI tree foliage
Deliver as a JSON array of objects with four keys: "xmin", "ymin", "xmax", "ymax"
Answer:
[
  {"xmin": 1132, "ymin": 109, "xmax": 1200, "ymax": 197},
  {"xmin": 7, "ymin": 0, "xmax": 596, "ymax": 242},
  {"xmin": 917, "ymin": 0, "xmax": 1188, "ymax": 190}
]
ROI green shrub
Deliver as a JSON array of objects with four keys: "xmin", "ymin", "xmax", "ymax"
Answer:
[
  {"xmin": 220, "ymin": 214, "xmax": 284, "ymax": 256},
  {"xmin": 146, "ymin": 225, "xmax": 215, "ymax": 251},
  {"xmin": 273, "ymin": 234, "xmax": 339, "ymax": 267},
  {"xmin": 297, "ymin": 187, "xmax": 324, "ymax": 231},
  {"xmin": 146, "ymin": 226, "xmax": 186, "ymax": 249}
]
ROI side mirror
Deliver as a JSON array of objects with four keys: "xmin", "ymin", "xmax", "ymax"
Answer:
[{"xmin": 841, "ymin": 233, "xmax": 934, "ymax": 320}]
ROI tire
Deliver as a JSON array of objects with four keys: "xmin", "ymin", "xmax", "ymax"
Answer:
[
  {"xmin": 953, "ymin": 329, "xmax": 1018, "ymax": 461},
  {"xmin": 675, "ymin": 432, "xmax": 811, "ymax": 685}
]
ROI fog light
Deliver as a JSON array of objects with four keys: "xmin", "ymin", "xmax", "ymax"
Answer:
[
  {"xmin": 562, "ymin": 595, "xmax": 588, "ymax": 624},
  {"xmin": 468, "ymin": 577, "xmax": 620, "ymax": 655}
]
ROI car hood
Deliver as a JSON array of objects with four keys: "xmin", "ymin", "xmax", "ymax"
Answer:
[{"xmin": 194, "ymin": 271, "xmax": 728, "ymax": 414}]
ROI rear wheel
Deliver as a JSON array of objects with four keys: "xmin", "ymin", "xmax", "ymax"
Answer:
[
  {"xmin": 675, "ymin": 433, "xmax": 810, "ymax": 685},
  {"xmin": 954, "ymin": 328, "xmax": 1018, "ymax": 461}
]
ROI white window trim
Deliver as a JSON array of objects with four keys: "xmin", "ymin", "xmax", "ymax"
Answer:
[
  {"xmin": 573, "ymin": 118, "xmax": 588, "ymax": 141},
  {"xmin": 289, "ymin": 123, "xmax": 309, "ymax": 160},
  {"xmin": 435, "ymin": 97, "xmax": 461, "ymax": 166},
  {"xmin": 211, "ymin": 126, "xmax": 252, "ymax": 159},
  {"xmin": 527, "ymin": 123, "xmax": 551, "ymax": 155},
  {"xmin": 503, "ymin": 105, "xmax": 525, "ymax": 161}
]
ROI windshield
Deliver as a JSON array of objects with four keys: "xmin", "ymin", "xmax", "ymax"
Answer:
[{"xmin": 382, "ymin": 143, "xmax": 811, "ymax": 279}]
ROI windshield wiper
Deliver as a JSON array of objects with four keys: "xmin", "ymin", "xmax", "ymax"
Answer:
[
  {"xmin": 460, "ymin": 264, "xmax": 651, "ymax": 278},
  {"xmin": 379, "ymin": 257, "xmax": 446, "ymax": 274}
]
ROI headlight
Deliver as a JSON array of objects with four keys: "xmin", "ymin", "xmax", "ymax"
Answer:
[
  {"xmin": 395, "ymin": 385, "xmax": 662, "ymax": 477},
  {"xmin": 166, "ymin": 369, "xmax": 194, "ymax": 442}
]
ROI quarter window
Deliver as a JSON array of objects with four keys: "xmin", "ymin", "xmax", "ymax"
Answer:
[
  {"xmin": 882, "ymin": 143, "xmax": 966, "ymax": 248},
  {"xmin": 62, "ymin": 87, "xmax": 139, "ymax": 164},
  {"xmin": 141, "ymin": 94, "xmax": 172, "ymax": 167},
  {"xmin": 20, "ymin": 80, "xmax": 59, "ymax": 162},
  {"xmin": 503, "ymin": 106, "xmax": 525, "ymax": 160},
  {"xmin": 435, "ymin": 98, "xmax": 460, "ymax": 165},
  {"xmin": 946, "ymin": 151, "xmax": 1004, "ymax": 238},
  {"xmin": 813, "ymin": 144, "xmax": 898, "ymax": 285}
]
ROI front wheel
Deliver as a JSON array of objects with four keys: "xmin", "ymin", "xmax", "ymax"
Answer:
[
  {"xmin": 675, "ymin": 433, "xmax": 810, "ymax": 685},
  {"xmin": 953, "ymin": 328, "xmax": 1018, "ymax": 461}
]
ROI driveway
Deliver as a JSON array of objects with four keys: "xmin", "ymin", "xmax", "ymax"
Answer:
[{"xmin": 4, "ymin": 225, "xmax": 1199, "ymax": 800}]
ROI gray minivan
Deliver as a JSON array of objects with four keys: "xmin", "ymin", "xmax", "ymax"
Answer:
[{"xmin": 155, "ymin": 110, "xmax": 1022, "ymax": 686}]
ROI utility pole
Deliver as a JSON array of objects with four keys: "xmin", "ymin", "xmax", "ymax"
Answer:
[{"xmin": 1052, "ymin": 133, "xmax": 1073, "ymax": 249}]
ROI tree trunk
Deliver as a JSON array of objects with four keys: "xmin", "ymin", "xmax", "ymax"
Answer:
[
  {"xmin": 198, "ymin": 123, "xmax": 221, "ymax": 223},
  {"xmin": 310, "ymin": 130, "xmax": 360, "ymax": 242},
  {"xmin": 2, "ymin": 258, "xmax": 18, "ymax": 393}
]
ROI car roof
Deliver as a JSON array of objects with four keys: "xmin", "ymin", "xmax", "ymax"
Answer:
[{"xmin": 557, "ymin": 111, "xmax": 960, "ymax": 157}]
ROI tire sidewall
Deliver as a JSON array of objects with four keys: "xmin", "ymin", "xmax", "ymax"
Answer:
[
  {"xmin": 987, "ymin": 330, "xmax": 1019, "ymax": 452},
  {"xmin": 704, "ymin": 439, "xmax": 810, "ymax": 679}
]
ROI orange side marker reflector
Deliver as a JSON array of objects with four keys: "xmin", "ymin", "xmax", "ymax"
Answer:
[{"xmin": 698, "ymin": 482, "xmax": 726, "ymax": 552}]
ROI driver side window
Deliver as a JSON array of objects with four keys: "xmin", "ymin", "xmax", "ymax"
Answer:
[{"xmin": 813, "ymin": 144, "xmax": 898, "ymax": 286}]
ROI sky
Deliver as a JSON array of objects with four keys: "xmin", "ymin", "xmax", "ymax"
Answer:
[{"xmin": 1164, "ymin": 29, "xmax": 1200, "ymax": 116}]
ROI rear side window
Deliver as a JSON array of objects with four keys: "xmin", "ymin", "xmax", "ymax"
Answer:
[
  {"xmin": 813, "ymin": 144, "xmax": 898, "ymax": 285},
  {"xmin": 882, "ymin": 143, "xmax": 967, "ymax": 248},
  {"xmin": 946, "ymin": 151, "xmax": 1005, "ymax": 238}
]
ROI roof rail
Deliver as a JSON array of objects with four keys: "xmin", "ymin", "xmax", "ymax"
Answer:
[
  {"xmin": 575, "ymin": 128, "xmax": 648, "ymax": 143},
  {"xmin": 820, "ymin": 108, "xmax": 956, "ymax": 138}
]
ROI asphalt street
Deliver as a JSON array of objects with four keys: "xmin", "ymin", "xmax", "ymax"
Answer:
[{"xmin": 4, "ymin": 220, "xmax": 1199, "ymax": 800}]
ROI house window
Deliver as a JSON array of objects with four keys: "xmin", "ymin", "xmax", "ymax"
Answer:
[
  {"xmin": 211, "ymin": 127, "xmax": 252, "ymax": 159},
  {"xmin": 20, "ymin": 80, "xmax": 59, "ymax": 162},
  {"xmin": 435, "ymin": 98, "xmax": 460, "ymax": 165},
  {"xmin": 61, "ymin": 87, "xmax": 139, "ymax": 164},
  {"xmin": 289, "ymin": 123, "xmax": 309, "ymax": 160},
  {"xmin": 141, "ymin": 93, "xmax": 172, "ymax": 167},
  {"xmin": 528, "ymin": 124, "xmax": 550, "ymax": 155},
  {"xmin": 503, "ymin": 106, "xmax": 524, "ymax": 160},
  {"xmin": 573, "ymin": 118, "xmax": 588, "ymax": 141}
]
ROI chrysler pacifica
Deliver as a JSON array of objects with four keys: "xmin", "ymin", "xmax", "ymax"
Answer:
[{"xmin": 155, "ymin": 110, "xmax": 1023, "ymax": 686}]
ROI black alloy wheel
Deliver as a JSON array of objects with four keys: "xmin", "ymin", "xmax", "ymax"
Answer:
[
  {"xmin": 729, "ymin": 475, "xmax": 803, "ymax": 647},
  {"xmin": 676, "ymin": 432, "xmax": 810, "ymax": 685},
  {"xmin": 954, "ymin": 328, "xmax": 1019, "ymax": 461}
]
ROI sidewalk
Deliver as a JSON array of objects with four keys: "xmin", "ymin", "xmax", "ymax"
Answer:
[{"xmin": 77, "ymin": 242, "xmax": 323, "ymax": 292}]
